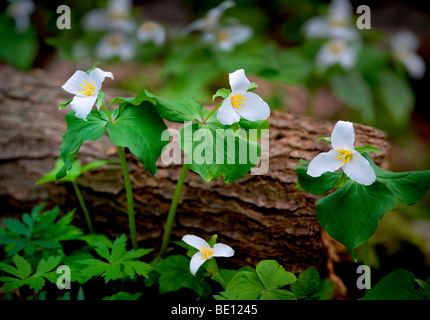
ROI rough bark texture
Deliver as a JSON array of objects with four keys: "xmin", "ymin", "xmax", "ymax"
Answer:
[{"xmin": 0, "ymin": 64, "xmax": 390, "ymax": 276}]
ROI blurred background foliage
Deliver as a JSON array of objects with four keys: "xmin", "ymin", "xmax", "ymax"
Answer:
[{"xmin": 0, "ymin": 0, "xmax": 429, "ymax": 292}]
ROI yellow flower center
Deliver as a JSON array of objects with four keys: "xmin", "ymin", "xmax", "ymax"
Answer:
[
  {"xmin": 217, "ymin": 30, "xmax": 230, "ymax": 42},
  {"xmin": 79, "ymin": 80, "xmax": 95, "ymax": 96},
  {"xmin": 201, "ymin": 246, "xmax": 213, "ymax": 260},
  {"xmin": 231, "ymin": 94, "xmax": 246, "ymax": 109},
  {"xmin": 336, "ymin": 149, "xmax": 353, "ymax": 166},
  {"xmin": 329, "ymin": 42, "xmax": 344, "ymax": 54},
  {"xmin": 142, "ymin": 22, "xmax": 156, "ymax": 32}
]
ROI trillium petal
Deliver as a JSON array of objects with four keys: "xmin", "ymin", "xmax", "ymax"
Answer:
[
  {"xmin": 182, "ymin": 235, "xmax": 210, "ymax": 251},
  {"xmin": 403, "ymin": 52, "xmax": 426, "ymax": 80},
  {"xmin": 217, "ymin": 97, "xmax": 241, "ymax": 125},
  {"xmin": 303, "ymin": 16, "xmax": 329, "ymax": 38},
  {"xmin": 217, "ymin": 25, "xmax": 253, "ymax": 51},
  {"xmin": 331, "ymin": 120, "xmax": 355, "ymax": 150},
  {"xmin": 70, "ymin": 94, "xmax": 97, "ymax": 121},
  {"xmin": 212, "ymin": 243, "xmax": 234, "ymax": 258},
  {"xmin": 328, "ymin": 0, "xmax": 353, "ymax": 23},
  {"xmin": 189, "ymin": 252, "xmax": 206, "ymax": 276},
  {"xmin": 307, "ymin": 149, "xmax": 343, "ymax": 177},
  {"xmin": 342, "ymin": 151, "xmax": 376, "ymax": 185},
  {"xmin": 229, "ymin": 69, "xmax": 251, "ymax": 93},
  {"xmin": 62, "ymin": 70, "xmax": 90, "ymax": 96},
  {"xmin": 235, "ymin": 92, "xmax": 270, "ymax": 122},
  {"xmin": 88, "ymin": 68, "xmax": 114, "ymax": 92}
]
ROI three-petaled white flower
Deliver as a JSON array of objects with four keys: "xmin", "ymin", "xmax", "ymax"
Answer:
[
  {"xmin": 61, "ymin": 68, "xmax": 114, "ymax": 121},
  {"xmin": 303, "ymin": 0, "xmax": 359, "ymax": 41},
  {"xmin": 307, "ymin": 120, "xmax": 376, "ymax": 185},
  {"xmin": 390, "ymin": 30, "xmax": 426, "ymax": 80},
  {"xmin": 217, "ymin": 69, "xmax": 270, "ymax": 125},
  {"xmin": 95, "ymin": 33, "xmax": 136, "ymax": 61},
  {"xmin": 180, "ymin": 0, "xmax": 235, "ymax": 36},
  {"xmin": 137, "ymin": 22, "xmax": 166, "ymax": 47},
  {"xmin": 315, "ymin": 38, "xmax": 358, "ymax": 71},
  {"xmin": 182, "ymin": 235, "xmax": 234, "ymax": 276},
  {"xmin": 203, "ymin": 24, "xmax": 253, "ymax": 51},
  {"xmin": 82, "ymin": 0, "xmax": 136, "ymax": 34}
]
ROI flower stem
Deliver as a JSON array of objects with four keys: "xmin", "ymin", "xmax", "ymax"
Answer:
[
  {"xmin": 159, "ymin": 163, "xmax": 189, "ymax": 256},
  {"xmin": 102, "ymin": 103, "xmax": 114, "ymax": 123},
  {"xmin": 71, "ymin": 181, "xmax": 94, "ymax": 234},
  {"xmin": 102, "ymin": 102, "xmax": 137, "ymax": 250},
  {"xmin": 207, "ymin": 258, "xmax": 227, "ymax": 289},
  {"xmin": 202, "ymin": 101, "xmax": 222, "ymax": 124},
  {"xmin": 117, "ymin": 145, "xmax": 138, "ymax": 250}
]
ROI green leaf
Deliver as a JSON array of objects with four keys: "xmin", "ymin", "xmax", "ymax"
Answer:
[
  {"xmin": 11, "ymin": 254, "xmax": 32, "ymax": 279},
  {"xmin": 271, "ymin": 48, "xmax": 313, "ymax": 85},
  {"xmin": 77, "ymin": 234, "xmax": 153, "ymax": 283},
  {"xmin": 56, "ymin": 111, "xmax": 108, "ymax": 181},
  {"xmin": 330, "ymin": 72, "xmax": 374, "ymax": 122},
  {"xmin": 317, "ymin": 136, "xmax": 331, "ymax": 144},
  {"xmin": 96, "ymin": 90, "xmax": 105, "ymax": 111},
  {"xmin": 2, "ymin": 219, "xmax": 29, "ymax": 237},
  {"xmin": 102, "ymin": 292, "xmax": 143, "ymax": 300},
  {"xmin": 295, "ymin": 162, "xmax": 343, "ymax": 195},
  {"xmin": 155, "ymin": 95, "xmax": 204, "ymax": 123},
  {"xmin": 180, "ymin": 122, "xmax": 261, "ymax": 183},
  {"xmin": 377, "ymin": 70, "xmax": 414, "ymax": 125},
  {"xmin": 156, "ymin": 255, "xmax": 208, "ymax": 295},
  {"xmin": 223, "ymin": 260, "xmax": 296, "ymax": 300},
  {"xmin": 367, "ymin": 155, "xmax": 430, "ymax": 206},
  {"xmin": 213, "ymin": 88, "xmax": 231, "ymax": 101},
  {"xmin": 290, "ymin": 267, "xmax": 321, "ymax": 300},
  {"xmin": 362, "ymin": 269, "xmax": 426, "ymax": 300},
  {"xmin": 247, "ymin": 82, "xmax": 258, "ymax": 91},
  {"xmin": 315, "ymin": 180, "xmax": 397, "ymax": 260},
  {"xmin": 354, "ymin": 145, "xmax": 380, "ymax": 154},
  {"xmin": 106, "ymin": 102, "xmax": 168, "ymax": 176}
]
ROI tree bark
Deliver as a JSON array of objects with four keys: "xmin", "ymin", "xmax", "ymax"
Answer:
[{"xmin": 0, "ymin": 64, "xmax": 390, "ymax": 276}]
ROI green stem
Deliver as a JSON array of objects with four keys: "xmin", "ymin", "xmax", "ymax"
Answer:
[
  {"xmin": 207, "ymin": 258, "xmax": 227, "ymax": 289},
  {"xmin": 102, "ymin": 103, "xmax": 114, "ymax": 123},
  {"xmin": 117, "ymin": 145, "xmax": 138, "ymax": 250},
  {"xmin": 202, "ymin": 101, "xmax": 222, "ymax": 124},
  {"xmin": 102, "ymin": 103, "xmax": 137, "ymax": 250},
  {"xmin": 159, "ymin": 163, "xmax": 189, "ymax": 256},
  {"xmin": 71, "ymin": 181, "xmax": 94, "ymax": 234}
]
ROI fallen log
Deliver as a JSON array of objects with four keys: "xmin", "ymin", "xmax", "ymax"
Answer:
[{"xmin": 0, "ymin": 64, "xmax": 390, "ymax": 278}]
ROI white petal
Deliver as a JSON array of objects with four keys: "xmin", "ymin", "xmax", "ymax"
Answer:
[
  {"xmin": 328, "ymin": 0, "xmax": 353, "ymax": 23},
  {"xmin": 88, "ymin": 67, "xmax": 114, "ymax": 92},
  {"xmin": 331, "ymin": 120, "xmax": 355, "ymax": 150},
  {"xmin": 403, "ymin": 53, "xmax": 426, "ymax": 80},
  {"xmin": 342, "ymin": 151, "xmax": 376, "ymax": 185},
  {"xmin": 391, "ymin": 30, "xmax": 419, "ymax": 52},
  {"xmin": 206, "ymin": 0, "xmax": 235, "ymax": 24},
  {"xmin": 70, "ymin": 95, "xmax": 97, "ymax": 121},
  {"xmin": 212, "ymin": 243, "xmax": 234, "ymax": 258},
  {"xmin": 229, "ymin": 69, "xmax": 251, "ymax": 93},
  {"xmin": 307, "ymin": 149, "xmax": 343, "ymax": 177},
  {"xmin": 217, "ymin": 25, "xmax": 253, "ymax": 51},
  {"xmin": 303, "ymin": 16, "xmax": 329, "ymax": 38},
  {"xmin": 189, "ymin": 252, "xmax": 206, "ymax": 276},
  {"xmin": 216, "ymin": 97, "xmax": 241, "ymax": 125},
  {"xmin": 82, "ymin": 9, "xmax": 109, "ymax": 32},
  {"xmin": 107, "ymin": 0, "xmax": 132, "ymax": 16},
  {"xmin": 62, "ymin": 70, "xmax": 90, "ymax": 96},
  {"xmin": 235, "ymin": 92, "xmax": 270, "ymax": 122},
  {"xmin": 182, "ymin": 235, "xmax": 210, "ymax": 251},
  {"xmin": 338, "ymin": 47, "xmax": 357, "ymax": 69}
]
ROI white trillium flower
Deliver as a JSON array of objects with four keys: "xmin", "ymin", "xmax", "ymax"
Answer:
[
  {"xmin": 390, "ymin": 30, "xmax": 426, "ymax": 80},
  {"xmin": 61, "ymin": 68, "xmax": 114, "ymax": 121},
  {"xmin": 137, "ymin": 22, "xmax": 166, "ymax": 47},
  {"xmin": 82, "ymin": 0, "xmax": 136, "ymax": 34},
  {"xmin": 7, "ymin": 0, "xmax": 35, "ymax": 34},
  {"xmin": 307, "ymin": 120, "xmax": 376, "ymax": 185},
  {"xmin": 316, "ymin": 38, "xmax": 357, "ymax": 71},
  {"xmin": 303, "ymin": 0, "xmax": 359, "ymax": 41},
  {"xmin": 203, "ymin": 24, "xmax": 253, "ymax": 51},
  {"xmin": 180, "ymin": 0, "xmax": 235, "ymax": 36},
  {"xmin": 182, "ymin": 235, "xmax": 234, "ymax": 276},
  {"xmin": 217, "ymin": 69, "xmax": 270, "ymax": 125},
  {"xmin": 95, "ymin": 33, "xmax": 136, "ymax": 61}
]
